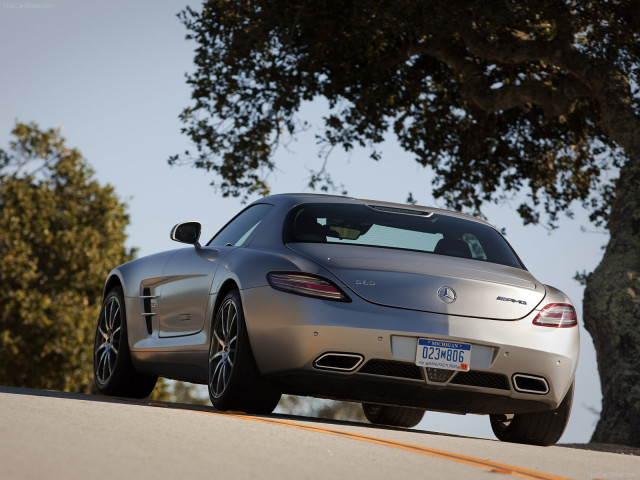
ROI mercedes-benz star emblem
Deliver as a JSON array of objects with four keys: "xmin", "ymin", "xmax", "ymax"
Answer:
[{"xmin": 437, "ymin": 286, "xmax": 457, "ymax": 304}]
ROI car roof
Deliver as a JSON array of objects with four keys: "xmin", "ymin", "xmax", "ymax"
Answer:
[{"xmin": 256, "ymin": 193, "xmax": 494, "ymax": 228}]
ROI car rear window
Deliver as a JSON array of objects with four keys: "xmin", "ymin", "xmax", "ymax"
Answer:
[{"xmin": 283, "ymin": 203, "xmax": 524, "ymax": 269}]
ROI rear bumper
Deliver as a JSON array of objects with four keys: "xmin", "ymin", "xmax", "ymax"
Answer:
[
  {"xmin": 241, "ymin": 286, "xmax": 579, "ymax": 413},
  {"xmin": 270, "ymin": 369, "xmax": 553, "ymax": 415}
]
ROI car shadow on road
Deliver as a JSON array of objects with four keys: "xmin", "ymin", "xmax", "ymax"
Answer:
[
  {"xmin": 1, "ymin": 384, "xmax": 476, "ymax": 437},
  {"xmin": 2, "ymin": 385, "xmax": 638, "ymax": 455},
  {"xmin": 560, "ymin": 442, "xmax": 640, "ymax": 456}
]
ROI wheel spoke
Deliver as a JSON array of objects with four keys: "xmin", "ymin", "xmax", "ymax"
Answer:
[
  {"xmin": 98, "ymin": 326, "xmax": 108, "ymax": 340},
  {"xmin": 211, "ymin": 360, "xmax": 222, "ymax": 380},
  {"xmin": 106, "ymin": 301, "xmax": 115, "ymax": 331},
  {"xmin": 219, "ymin": 360, "xmax": 229, "ymax": 392},
  {"xmin": 226, "ymin": 309, "xmax": 236, "ymax": 341},
  {"xmin": 210, "ymin": 358, "xmax": 224, "ymax": 392},
  {"xmin": 96, "ymin": 352, "xmax": 104, "ymax": 381},
  {"xmin": 214, "ymin": 361, "xmax": 225, "ymax": 395},
  {"xmin": 98, "ymin": 350, "xmax": 110, "ymax": 382},
  {"xmin": 104, "ymin": 303, "xmax": 110, "ymax": 331},
  {"xmin": 224, "ymin": 306, "xmax": 231, "ymax": 339},
  {"xmin": 209, "ymin": 350, "xmax": 223, "ymax": 363},
  {"xmin": 107, "ymin": 350, "xmax": 115, "ymax": 374},
  {"xmin": 214, "ymin": 330, "xmax": 225, "ymax": 349},
  {"xmin": 224, "ymin": 302, "xmax": 234, "ymax": 338},
  {"xmin": 105, "ymin": 300, "xmax": 119, "ymax": 332},
  {"xmin": 221, "ymin": 360, "xmax": 229, "ymax": 386},
  {"xmin": 220, "ymin": 304, "xmax": 229, "ymax": 338}
]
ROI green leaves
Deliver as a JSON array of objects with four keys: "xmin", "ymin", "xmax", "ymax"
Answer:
[
  {"xmin": 0, "ymin": 122, "xmax": 134, "ymax": 393},
  {"xmin": 174, "ymin": 0, "xmax": 637, "ymax": 228}
]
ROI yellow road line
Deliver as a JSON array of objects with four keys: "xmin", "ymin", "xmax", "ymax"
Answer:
[{"xmin": 162, "ymin": 403, "xmax": 574, "ymax": 480}]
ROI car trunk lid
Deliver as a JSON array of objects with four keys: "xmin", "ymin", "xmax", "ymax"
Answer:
[{"xmin": 287, "ymin": 243, "xmax": 544, "ymax": 320}]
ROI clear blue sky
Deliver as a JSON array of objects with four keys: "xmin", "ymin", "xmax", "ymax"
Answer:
[{"xmin": 0, "ymin": 0, "xmax": 606, "ymax": 443}]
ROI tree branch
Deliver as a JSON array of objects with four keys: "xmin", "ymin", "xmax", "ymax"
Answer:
[
  {"xmin": 415, "ymin": 22, "xmax": 640, "ymax": 153},
  {"xmin": 466, "ymin": 78, "xmax": 589, "ymax": 117},
  {"xmin": 416, "ymin": 41, "xmax": 588, "ymax": 117}
]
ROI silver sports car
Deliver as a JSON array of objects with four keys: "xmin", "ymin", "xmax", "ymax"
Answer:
[{"xmin": 94, "ymin": 193, "xmax": 579, "ymax": 445}]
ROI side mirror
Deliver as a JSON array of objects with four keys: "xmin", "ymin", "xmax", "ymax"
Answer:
[{"xmin": 170, "ymin": 222, "xmax": 202, "ymax": 247}]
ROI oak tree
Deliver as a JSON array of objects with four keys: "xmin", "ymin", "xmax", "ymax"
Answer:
[
  {"xmin": 174, "ymin": 1, "xmax": 640, "ymax": 445},
  {"xmin": 0, "ymin": 122, "xmax": 135, "ymax": 392}
]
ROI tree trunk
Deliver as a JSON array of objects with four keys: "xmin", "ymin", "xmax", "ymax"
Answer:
[{"xmin": 583, "ymin": 154, "xmax": 640, "ymax": 446}]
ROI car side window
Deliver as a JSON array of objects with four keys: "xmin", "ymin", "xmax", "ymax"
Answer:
[{"xmin": 208, "ymin": 203, "xmax": 274, "ymax": 247}]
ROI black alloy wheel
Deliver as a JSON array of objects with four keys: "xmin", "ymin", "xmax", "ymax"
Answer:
[
  {"xmin": 207, "ymin": 289, "xmax": 281, "ymax": 414},
  {"xmin": 93, "ymin": 287, "xmax": 157, "ymax": 398}
]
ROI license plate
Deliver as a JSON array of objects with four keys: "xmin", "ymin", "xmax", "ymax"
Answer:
[{"xmin": 416, "ymin": 339, "xmax": 471, "ymax": 371}]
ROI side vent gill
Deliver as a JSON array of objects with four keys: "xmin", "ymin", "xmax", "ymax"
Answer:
[{"xmin": 141, "ymin": 287, "xmax": 157, "ymax": 335}]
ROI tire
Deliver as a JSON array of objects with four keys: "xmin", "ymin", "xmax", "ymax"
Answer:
[
  {"xmin": 93, "ymin": 287, "xmax": 158, "ymax": 398},
  {"xmin": 208, "ymin": 290, "xmax": 281, "ymax": 414},
  {"xmin": 362, "ymin": 403, "xmax": 425, "ymax": 428},
  {"xmin": 490, "ymin": 382, "xmax": 574, "ymax": 446}
]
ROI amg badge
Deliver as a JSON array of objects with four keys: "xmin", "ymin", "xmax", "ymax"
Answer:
[{"xmin": 496, "ymin": 296, "xmax": 527, "ymax": 305}]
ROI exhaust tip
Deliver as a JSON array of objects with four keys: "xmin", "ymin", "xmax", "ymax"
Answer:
[
  {"xmin": 314, "ymin": 353, "xmax": 364, "ymax": 372},
  {"xmin": 512, "ymin": 373, "xmax": 550, "ymax": 394}
]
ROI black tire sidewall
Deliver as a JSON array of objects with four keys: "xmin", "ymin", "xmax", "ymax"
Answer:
[
  {"xmin": 490, "ymin": 381, "xmax": 575, "ymax": 446},
  {"xmin": 363, "ymin": 403, "xmax": 425, "ymax": 428}
]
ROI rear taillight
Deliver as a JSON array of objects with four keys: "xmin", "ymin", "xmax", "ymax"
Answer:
[
  {"xmin": 267, "ymin": 272, "xmax": 351, "ymax": 302},
  {"xmin": 532, "ymin": 303, "xmax": 577, "ymax": 328}
]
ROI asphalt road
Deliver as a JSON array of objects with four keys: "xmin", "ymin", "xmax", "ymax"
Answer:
[{"xmin": 1, "ymin": 386, "xmax": 638, "ymax": 480}]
